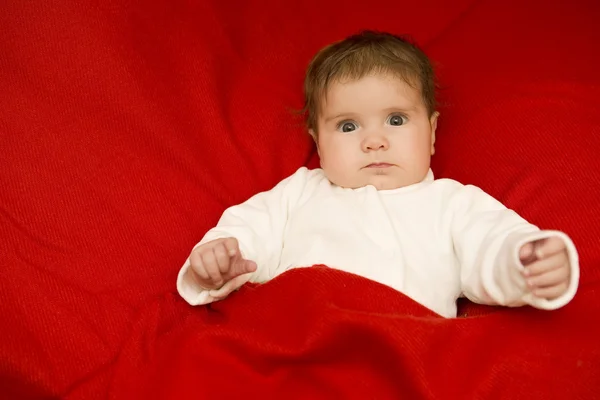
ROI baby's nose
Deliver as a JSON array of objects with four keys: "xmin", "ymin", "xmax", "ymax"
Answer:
[{"xmin": 362, "ymin": 135, "xmax": 389, "ymax": 151}]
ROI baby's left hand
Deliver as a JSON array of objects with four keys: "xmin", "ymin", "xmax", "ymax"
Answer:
[{"xmin": 519, "ymin": 236, "xmax": 571, "ymax": 300}]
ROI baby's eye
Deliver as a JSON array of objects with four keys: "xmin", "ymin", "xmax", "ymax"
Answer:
[
  {"xmin": 337, "ymin": 121, "xmax": 358, "ymax": 133},
  {"xmin": 387, "ymin": 114, "xmax": 407, "ymax": 126}
]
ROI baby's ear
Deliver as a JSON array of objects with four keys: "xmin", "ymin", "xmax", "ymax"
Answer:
[
  {"xmin": 430, "ymin": 112, "xmax": 439, "ymax": 155},
  {"xmin": 309, "ymin": 129, "xmax": 321, "ymax": 156},
  {"xmin": 430, "ymin": 111, "xmax": 439, "ymax": 132}
]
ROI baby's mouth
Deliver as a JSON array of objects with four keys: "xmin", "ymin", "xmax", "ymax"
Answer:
[{"xmin": 365, "ymin": 162, "xmax": 394, "ymax": 168}]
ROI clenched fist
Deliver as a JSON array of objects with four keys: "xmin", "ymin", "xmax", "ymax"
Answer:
[
  {"xmin": 519, "ymin": 236, "xmax": 571, "ymax": 300},
  {"xmin": 187, "ymin": 237, "xmax": 257, "ymax": 290}
]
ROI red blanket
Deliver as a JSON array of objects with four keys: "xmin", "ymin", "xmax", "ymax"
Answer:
[
  {"xmin": 2, "ymin": 0, "xmax": 600, "ymax": 399},
  {"xmin": 108, "ymin": 267, "xmax": 600, "ymax": 400}
]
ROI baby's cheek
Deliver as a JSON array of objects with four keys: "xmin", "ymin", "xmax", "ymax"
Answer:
[
  {"xmin": 321, "ymin": 155, "xmax": 350, "ymax": 185},
  {"xmin": 334, "ymin": 153, "xmax": 356, "ymax": 174},
  {"xmin": 320, "ymin": 148, "xmax": 338, "ymax": 167}
]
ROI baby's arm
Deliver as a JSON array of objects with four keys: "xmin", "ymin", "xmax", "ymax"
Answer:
[
  {"xmin": 177, "ymin": 168, "xmax": 313, "ymax": 305},
  {"xmin": 450, "ymin": 185, "xmax": 579, "ymax": 310}
]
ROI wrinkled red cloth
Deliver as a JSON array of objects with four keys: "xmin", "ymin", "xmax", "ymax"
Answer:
[
  {"xmin": 1, "ymin": 0, "xmax": 599, "ymax": 399},
  {"xmin": 109, "ymin": 267, "xmax": 600, "ymax": 400}
]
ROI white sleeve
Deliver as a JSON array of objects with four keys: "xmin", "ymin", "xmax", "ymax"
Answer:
[
  {"xmin": 451, "ymin": 185, "xmax": 580, "ymax": 310},
  {"xmin": 177, "ymin": 167, "xmax": 314, "ymax": 306}
]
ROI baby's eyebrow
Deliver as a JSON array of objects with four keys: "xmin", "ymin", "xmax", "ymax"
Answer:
[
  {"xmin": 382, "ymin": 106, "xmax": 417, "ymax": 113},
  {"xmin": 324, "ymin": 113, "xmax": 359, "ymax": 123}
]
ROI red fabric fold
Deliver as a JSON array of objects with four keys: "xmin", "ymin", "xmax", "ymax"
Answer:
[{"xmin": 107, "ymin": 267, "xmax": 600, "ymax": 400}]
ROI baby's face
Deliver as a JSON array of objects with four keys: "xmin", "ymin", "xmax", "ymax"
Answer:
[{"xmin": 312, "ymin": 74, "xmax": 438, "ymax": 190}]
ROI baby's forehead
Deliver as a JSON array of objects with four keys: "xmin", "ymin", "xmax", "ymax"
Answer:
[
  {"xmin": 322, "ymin": 72, "xmax": 421, "ymax": 95},
  {"xmin": 318, "ymin": 74, "xmax": 424, "ymax": 109}
]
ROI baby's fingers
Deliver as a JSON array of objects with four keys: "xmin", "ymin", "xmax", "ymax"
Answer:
[
  {"xmin": 519, "ymin": 242, "xmax": 536, "ymax": 265},
  {"xmin": 523, "ymin": 251, "xmax": 567, "ymax": 277},
  {"xmin": 201, "ymin": 251, "xmax": 225, "ymax": 287},
  {"xmin": 535, "ymin": 236, "xmax": 567, "ymax": 259},
  {"xmin": 530, "ymin": 283, "xmax": 569, "ymax": 300},
  {"xmin": 225, "ymin": 259, "xmax": 257, "ymax": 281},
  {"xmin": 222, "ymin": 237, "xmax": 240, "ymax": 257},
  {"xmin": 526, "ymin": 266, "xmax": 569, "ymax": 289},
  {"xmin": 189, "ymin": 251, "xmax": 210, "ymax": 281}
]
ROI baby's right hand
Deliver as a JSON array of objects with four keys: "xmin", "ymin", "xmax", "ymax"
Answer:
[{"xmin": 187, "ymin": 237, "xmax": 257, "ymax": 290}]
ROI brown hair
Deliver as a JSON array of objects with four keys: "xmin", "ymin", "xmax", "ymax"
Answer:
[{"xmin": 302, "ymin": 30, "xmax": 437, "ymax": 135}]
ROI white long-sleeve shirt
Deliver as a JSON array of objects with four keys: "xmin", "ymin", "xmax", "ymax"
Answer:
[{"xmin": 177, "ymin": 167, "xmax": 579, "ymax": 318}]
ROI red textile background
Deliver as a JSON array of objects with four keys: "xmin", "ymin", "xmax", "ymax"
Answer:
[{"xmin": 1, "ymin": 0, "xmax": 599, "ymax": 399}]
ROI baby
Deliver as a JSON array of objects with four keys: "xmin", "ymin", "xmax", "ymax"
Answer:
[{"xmin": 177, "ymin": 30, "xmax": 579, "ymax": 318}]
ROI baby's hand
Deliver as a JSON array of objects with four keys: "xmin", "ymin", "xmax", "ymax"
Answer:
[
  {"xmin": 519, "ymin": 236, "xmax": 571, "ymax": 300},
  {"xmin": 187, "ymin": 237, "xmax": 257, "ymax": 290}
]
